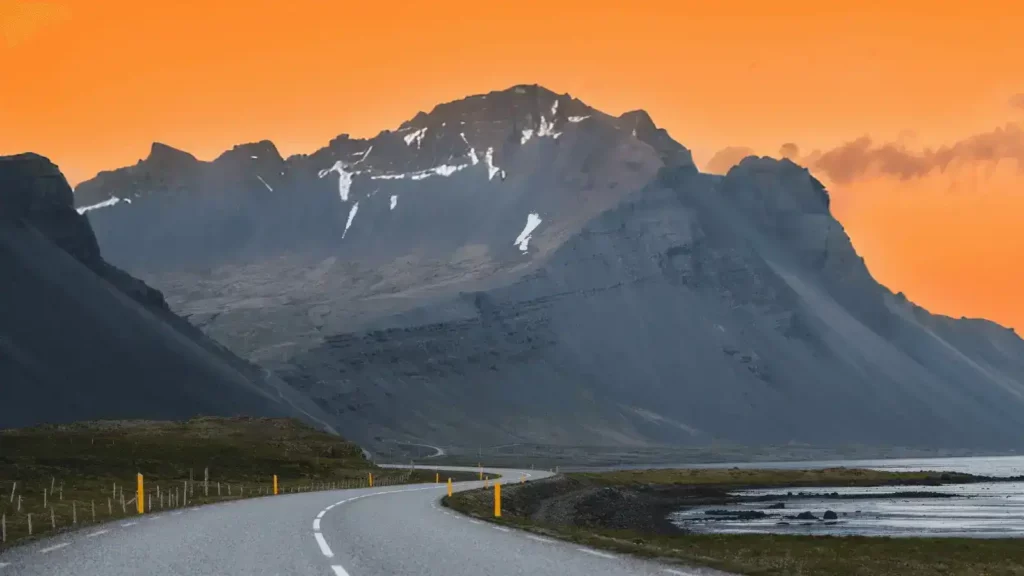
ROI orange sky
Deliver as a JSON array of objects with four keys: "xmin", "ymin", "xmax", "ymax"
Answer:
[{"xmin": 2, "ymin": 0, "xmax": 1023, "ymax": 331}]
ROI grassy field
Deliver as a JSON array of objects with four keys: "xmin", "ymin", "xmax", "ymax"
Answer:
[
  {"xmin": 0, "ymin": 417, "xmax": 474, "ymax": 549},
  {"xmin": 446, "ymin": 468, "xmax": 1024, "ymax": 576}
]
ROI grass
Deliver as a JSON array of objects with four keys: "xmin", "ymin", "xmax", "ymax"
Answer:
[
  {"xmin": 445, "ymin": 468, "xmax": 1024, "ymax": 576},
  {"xmin": 0, "ymin": 417, "xmax": 475, "ymax": 549}
]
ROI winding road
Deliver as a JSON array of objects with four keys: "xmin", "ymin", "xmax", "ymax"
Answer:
[{"xmin": 0, "ymin": 466, "xmax": 729, "ymax": 576}]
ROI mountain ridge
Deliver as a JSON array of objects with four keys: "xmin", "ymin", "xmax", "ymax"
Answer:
[
  {"xmin": 0, "ymin": 153, "xmax": 338, "ymax": 433},
  {"xmin": 58, "ymin": 84, "xmax": 1024, "ymax": 452}
]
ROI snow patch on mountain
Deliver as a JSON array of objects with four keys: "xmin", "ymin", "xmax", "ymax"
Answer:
[
  {"xmin": 485, "ymin": 147, "xmax": 502, "ymax": 180},
  {"xmin": 353, "ymin": 146, "xmax": 373, "ymax": 165},
  {"xmin": 317, "ymin": 161, "xmax": 354, "ymax": 202},
  {"xmin": 389, "ymin": 195, "xmax": 398, "ymax": 210},
  {"xmin": 343, "ymin": 202, "xmax": 359, "ymax": 238},
  {"xmin": 538, "ymin": 116, "xmax": 561, "ymax": 139},
  {"xmin": 76, "ymin": 197, "xmax": 121, "ymax": 214},
  {"xmin": 568, "ymin": 115, "xmax": 590, "ymax": 123},
  {"xmin": 460, "ymin": 133, "xmax": 480, "ymax": 165},
  {"xmin": 370, "ymin": 163, "xmax": 469, "ymax": 181},
  {"xmin": 513, "ymin": 213, "xmax": 542, "ymax": 252},
  {"xmin": 520, "ymin": 129, "xmax": 534, "ymax": 145},
  {"xmin": 404, "ymin": 127, "xmax": 428, "ymax": 149},
  {"xmin": 256, "ymin": 175, "xmax": 273, "ymax": 192},
  {"xmin": 551, "ymin": 99, "xmax": 559, "ymax": 116}
]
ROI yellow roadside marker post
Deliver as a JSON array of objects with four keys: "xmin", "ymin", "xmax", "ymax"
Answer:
[
  {"xmin": 447, "ymin": 478, "xmax": 452, "ymax": 497},
  {"xmin": 494, "ymin": 483, "xmax": 501, "ymax": 518},
  {"xmin": 273, "ymin": 475, "xmax": 278, "ymax": 495},
  {"xmin": 435, "ymin": 472, "xmax": 439, "ymax": 484},
  {"xmin": 369, "ymin": 473, "xmax": 374, "ymax": 487},
  {"xmin": 137, "ymin": 474, "xmax": 144, "ymax": 514},
  {"xmin": 478, "ymin": 464, "xmax": 483, "ymax": 480}
]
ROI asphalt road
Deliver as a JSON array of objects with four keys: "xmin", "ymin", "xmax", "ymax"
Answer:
[{"xmin": 0, "ymin": 466, "xmax": 730, "ymax": 576}]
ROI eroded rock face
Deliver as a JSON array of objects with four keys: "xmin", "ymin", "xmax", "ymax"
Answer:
[{"xmin": 65, "ymin": 86, "xmax": 1024, "ymax": 453}]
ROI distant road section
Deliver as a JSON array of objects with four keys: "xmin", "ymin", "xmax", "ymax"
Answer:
[{"xmin": 0, "ymin": 466, "xmax": 731, "ymax": 575}]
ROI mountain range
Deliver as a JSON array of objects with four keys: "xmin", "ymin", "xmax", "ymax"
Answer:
[{"xmin": 17, "ymin": 84, "xmax": 1024, "ymax": 452}]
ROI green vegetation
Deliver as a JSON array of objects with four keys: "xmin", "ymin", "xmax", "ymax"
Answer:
[
  {"xmin": 445, "ymin": 468, "xmax": 1024, "ymax": 576},
  {"xmin": 571, "ymin": 467, "xmax": 982, "ymax": 488},
  {"xmin": 0, "ymin": 417, "xmax": 473, "ymax": 549}
]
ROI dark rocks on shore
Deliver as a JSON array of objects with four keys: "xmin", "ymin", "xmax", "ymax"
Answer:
[
  {"xmin": 767, "ymin": 502, "xmax": 786, "ymax": 509},
  {"xmin": 823, "ymin": 510, "xmax": 838, "ymax": 520},
  {"xmin": 705, "ymin": 509, "xmax": 768, "ymax": 520},
  {"xmin": 794, "ymin": 511, "xmax": 818, "ymax": 520}
]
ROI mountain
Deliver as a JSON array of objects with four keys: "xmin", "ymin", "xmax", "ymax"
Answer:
[
  {"xmin": 73, "ymin": 85, "xmax": 1024, "ymax": 452},
  {"xmin": 0, "ymin": 153, "xmax": 337, "ymax": 432}
]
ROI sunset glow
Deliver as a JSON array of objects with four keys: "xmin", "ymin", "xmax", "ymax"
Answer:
[{"xmin": 2, "ymin": 0, "xmax": 1022, "ymax": 330}]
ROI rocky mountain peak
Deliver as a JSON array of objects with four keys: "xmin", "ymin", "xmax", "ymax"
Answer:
[
  {"xmin": 0, "ymin": 153, "xmax": 104, "ymax": 267},
  {"xmin": 723, "ymin": 156, "xmax": 831, "ymax": 215},
  {"xmin": 147, "ymin": 142, "xmax": 199, "ymax": 167},
  {"xmin": 214, "ymin": 140, "xmax": 284, "ymax": 165}
]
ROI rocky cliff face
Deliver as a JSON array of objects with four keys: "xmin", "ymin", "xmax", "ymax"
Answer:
[
  {"xmin": 0, "ymin": 154, "xmax": 336, "ymax": 431},
  {"xmin": 67, "ymin": 86, "xmax": 1024, "ymax": 452}
]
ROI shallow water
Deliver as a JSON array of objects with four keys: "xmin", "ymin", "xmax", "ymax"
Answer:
[{"xmin": 667, "ymin": 456, "xmax": 1024, "ymax": 538}]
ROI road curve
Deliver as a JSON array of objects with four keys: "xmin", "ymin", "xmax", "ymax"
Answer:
[{"xmin": 0, "ymin": 466, "xmax": 729, "ymax": 576}]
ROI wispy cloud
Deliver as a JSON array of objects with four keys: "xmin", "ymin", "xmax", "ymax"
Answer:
[
  {"xmin": 813, "ymin": 124, "xmax": 1024, "ymax": 184},
  {"xmin": 705, "ymin": 122, "xmax": 1024, "ymax": 185},
  {"xmin": 704, "ymin": 146, "xmax": 755, "ymax": 175}
]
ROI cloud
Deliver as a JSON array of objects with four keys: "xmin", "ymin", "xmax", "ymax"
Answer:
[
  {"xmin": 812, "ymin": 124, "xmax": 1024, "ymax": 184},
  {"xmin": 704, "ymin": 146, "xmax": 755, "ymax": 175},
  {"xmin": 779, "ymin": 143, "xmax": 800, "ymax": 159},
  {"xmin": 0, "ymin": 1, "xmax": 70, "ymax": 48}
]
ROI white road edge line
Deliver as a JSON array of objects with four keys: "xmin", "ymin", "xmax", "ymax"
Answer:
[
  {"xmin": 664, "ymin": 570, "xmax": 696, "ymax": 576},
  {"xmin": 317, "ymin": 510, "xmax": 326, "ymax": 519},
  {"xmin": 578, "ymin": 548, "xmax": 617, "ymax": 559},
  {"xmin": 314, "ymin": 532, "xmax": 334, "ymax": 558},
  {"xmin": 0, "ymin": 562, "xmax": 10, "ymax": 568},
  {"xmin": 331, "ymin": 566, "xmax": 351, "ymax": 576},
  {"xmin": 120, "ymin": 521, "xmax": 137, "ymax": 527},
  {"xmin": 39, "ymin": 543, "xmax": 69, "ymax": 554},
  {"xmin": 313, "ymin": 518, "xmax": 321, "ymax": 530},
  {"xmin": 493, "ymin": 526, "xmax": 510, "ymax": 532},
  {"xmin": 86, "ymin": 529, "xmax": 110, "ymax": 538},
  {"xmin": 527, "ymin": 535, "xmax": 555, "ymax": 543}
]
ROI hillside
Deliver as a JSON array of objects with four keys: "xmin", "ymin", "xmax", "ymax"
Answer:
[{"xmin": 0, "ymin": 154, "xmax": 335, "ymax": 431}]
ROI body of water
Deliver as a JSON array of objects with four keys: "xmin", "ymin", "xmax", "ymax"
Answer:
[{"xmin": 668, "ymin": 455, "xmax": 1024, "ymax": 538}]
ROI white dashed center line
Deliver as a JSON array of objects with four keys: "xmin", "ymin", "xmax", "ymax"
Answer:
[
  {"xmin": 316, "ymin": 510, "xmax": 326, "ymax": 519},
  {"xmin": 86, "ymin": 529, "xmax": 109, "ymax": 538},
  {"xmin": 578, "ymin": 548, "xmax": 617, "ymax": 559},
  {"xmin": 313, "ymin": 518, "xmax": 321, "ymax": 531},
  {"xmin": 314, "ymin": 532, "xmax": 334, "ymax": 558},
  {"xmin": 39, "ymin": 543, "xmax": 69, "ymax": 554},
  {"xmin": 331, "ymin": 566, "xmax": 351, "ymax": 576}
]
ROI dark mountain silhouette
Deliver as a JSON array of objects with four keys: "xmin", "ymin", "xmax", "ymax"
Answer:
[
  {"xmin": 0, "ymin": 153, "xmax": 336, "ymax": 432},
  {"xmin": 70, "ymin": 85, "xmax": 1024, "ymax": 452}
]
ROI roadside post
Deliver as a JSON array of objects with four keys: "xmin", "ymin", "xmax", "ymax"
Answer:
[
  {"xmin": 494, "ymin": 483, "xmax": 501, "ymax": 518},
  {"xmin": 136, "ymin": 474, "xmax": 144, "ymax": 514}
]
